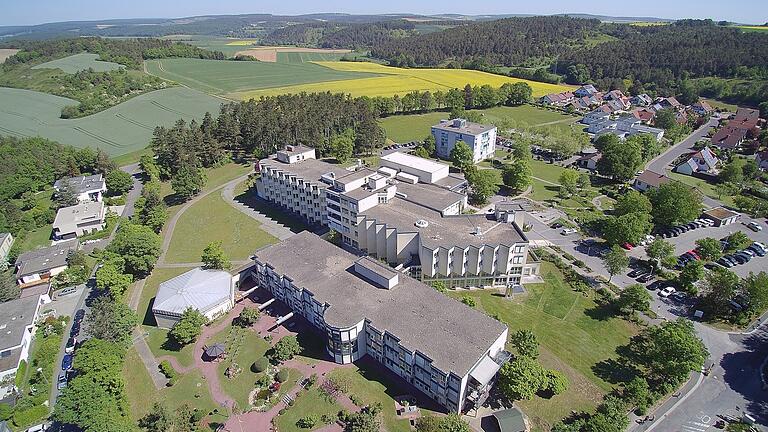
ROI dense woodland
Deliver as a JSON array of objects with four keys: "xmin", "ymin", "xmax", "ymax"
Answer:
[{"xmin": 263, "ymin": 20, "xmax": 419, "ymax": 49}]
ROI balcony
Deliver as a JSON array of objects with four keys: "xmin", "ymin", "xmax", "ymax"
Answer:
[{"xmin": 465, "ymin": 350, "xmax": 511, "ymax": 409}]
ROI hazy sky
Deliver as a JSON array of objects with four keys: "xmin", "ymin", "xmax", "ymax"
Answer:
[{"xmin": 1, "ymin": 0, "xmax": 767, "ymax": 26}]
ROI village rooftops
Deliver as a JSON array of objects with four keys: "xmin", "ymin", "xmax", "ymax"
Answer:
[
  {"xmin": 15, "ymin": 239, "xmax": 78, "ymax": 278},
  {"xmin": 363, "ymin": 197, "xmax": 527, "ymax": 248},
  {"xmin": 635, "ymin": 170, "xmax": 671, "ymax": 188},
  {"xmin": 54, "ymin": 174, "xmax": 105, "ymax": 195},
  {"xmin": 53, "ymin": 201, "xmax": 105, "ymax": 233},
  {"xmin": 253, "ymin": 231, "xmax": 507, "ymax": 375},
  {"xmin": 432, "ymin": 118, "xmax": 495, "ymax": 136}
]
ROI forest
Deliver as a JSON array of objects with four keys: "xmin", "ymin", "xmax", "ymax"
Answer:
[{"xmin": 263, "ymin": 20, "xmax": 419, "ymax": 49}]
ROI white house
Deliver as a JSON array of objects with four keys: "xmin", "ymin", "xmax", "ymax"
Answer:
[
  {"xmin": 152, "ymin": 268, "xmax": 235, "ymax": 329},
  {"xmin": 52, "ymin": 201, "xmax": 106, "ymax": 240},
  {"xmin": 675, "ymin": 147, "xmax": 719, "ymax": 175},
  {"xmin": 0, "ymin": 295, "xmax": 43, "ymax": 399},
  {"xmin": 432, "ymin": 119, "xmax": 497, "ymax": 163},
  {"xmin": 54, "ymin": 174, "xmax": 106, "ymax": 203},
  {"xmin": 576, "ymin": 152, "xmax": 602, "ymax": 171},
  {"xmin": 633, "ymin": 170, "xmax": 671, "ymax": 192}
]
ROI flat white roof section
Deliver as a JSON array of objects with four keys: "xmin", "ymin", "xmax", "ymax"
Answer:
[{"xmin": 381, "ymin": 152, "xmax": 450, "ymax": 183}]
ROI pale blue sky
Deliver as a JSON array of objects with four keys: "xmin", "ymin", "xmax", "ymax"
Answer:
[{"xmin": 1, "ymin": 0, "xmax": 767, "ymax": 26}]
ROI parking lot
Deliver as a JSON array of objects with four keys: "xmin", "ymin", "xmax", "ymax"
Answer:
[{"xmin": 626, "ymin": 219, "xmax": 768, "ymax": 278}]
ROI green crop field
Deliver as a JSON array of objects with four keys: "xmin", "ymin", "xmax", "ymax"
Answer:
[
  {"xmin": 32, "ymin": 53, "xmax": 124, "ymax": 73},
  {"xmin": 144, "ymin": 58, "xmax": 379, "ymax": 95},
  {"xmin": 276, "ymin": 51, "xmax": 348, "ymax": 63},
  {"xmin": 380, "ymin": 105, "xmax": 578, "ymax": 143},
  {"xmin": 0, "ymin": 86, "xmax": 222, "ymax": 156}
]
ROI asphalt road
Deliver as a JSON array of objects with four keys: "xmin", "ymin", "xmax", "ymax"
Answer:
[{"xmin": 645, "ymin": 116, "xmax": 721, "ymax": 174}]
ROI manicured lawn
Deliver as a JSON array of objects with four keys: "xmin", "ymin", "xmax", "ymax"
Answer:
[
  {"xmin": 123, "ymin": 347, "xmax": 223, "ymax": 422},
  {"xmin": 379, "ymin": 105, "xmax": 578, "ymax": 143},
  {"xmin": 328, "ymin": 365, "xmax": 428, "ymax": 432},
  {"xmin": 702, "ymin": 98, "xmax": 739, "ymax": 112},
  {"xmin": 112, "ymin": 146, "xmax": 152, "ymax": 167},
  {"xmin": 448, "ymin": 262, "xmax": 638, "ymax": 430},
  {"xmin": 529, "ymin": 159, "xmax": 569, "ymax": 184},
  {"xmin": 669, "ymin": 172, "xmax": 735, "ymax": 207},
  {"xmin": 165, "ymin": 190, "xmax": 278, "ymax": 263},
  {"xmin": 275, "ymin": 387, "xmax": 343, "ymax": 432},
  {"xmin": 17, "ymin": 225, "xmax": 52, "ymax": 252},
  {"xmin": 145, "ymin": 326, "xmax": 197, "ymax": 368},
  {"xmin": 211, "ymin": 326, "xmax": 271, "ymax": 409},
  {"xmin": 32, "ymin": 53, "xmax": 124, "ymax": 73}
]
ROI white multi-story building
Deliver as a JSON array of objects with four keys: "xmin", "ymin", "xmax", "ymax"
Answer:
[
  {"xmin": 431, "ymin": 119, "xmax": 497, "ymax": 163},
  {"xmin": 0, "ymin": 295, "xmax": 43, "ymax": 399},
  {"xmin": 256, "ymin": 149, "xmax": 538, "ymax": 288},
  {"xmin": 252, "ymin": 232, "xmax": 510, "ymax": 413},
  {"xmin": 54, "ymin": 174, "xmax": 107, "ymax": 203}
]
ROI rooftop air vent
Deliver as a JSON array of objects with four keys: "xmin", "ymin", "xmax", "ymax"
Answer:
[{"xmin": 415, "ymin": 220, "xmax": 429, "ymax": 228}]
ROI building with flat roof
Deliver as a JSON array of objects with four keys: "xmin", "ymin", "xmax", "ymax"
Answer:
[
  {"xmin": 703, "ymin": 207, "xmax": 740, "ymax": 226},
  {"xmin": 14, "ymin": 239, "xmax": 78, "ymax": 288},
  {"xmin": 0, "ymin": 295, "xmax": 43, "ymax": 399},
  {"xmin": 431, "ymin": 118, "xmax": 497, "ymax": 163},
  {"xmin": 152, "ymin": 268, "xmax": 235, "ymax": 329},
  {"xmin": 252, "ymin": 232, "xmax": 510, "ymax": 413},
  {"xmin": 257, "ymin": 150, "xmax": 536, "ymax": 288},
  {"xmin": 54, "ymin": 174, "xmax": 106, "ymax": 203},
  {"xmin": 52, "ymin": 201, "xmax": 106, "ymax": 240}
]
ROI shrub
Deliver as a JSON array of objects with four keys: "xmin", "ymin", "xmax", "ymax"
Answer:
[
  {"xmin": 12, "ymin": 404, "xmax": 49, "ymax": 429},
  {"xmin": 276, "ymin": 369, "xmax": 289, "ymax": 383},
  {"xmin": 159, "ymin": 360, "xmax": 176, "ymax": 378},
  {"xmin": 307, "ymin": 373, "xmax": 318, "ymax": 388},
  {"xmin": 0, "ymin": 403, "xmax": 12, "ymax": 421},
  {"xmin": 296, "ymin": 415, "xmax": 318, "ymax": 428},
  {"xmin": 269, "ymin": 336, "xmax": 301, "ymax": 363},
  {"xmin": 251, "ymin": 357, "xmax": 269, "ymax": 373},
  {"xmin": 350, "ymin": 394, "xmax": 364, "ymax": 406}
]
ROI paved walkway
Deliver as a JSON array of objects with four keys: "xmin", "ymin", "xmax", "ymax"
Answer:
[
  {"xmin": 221, "ymin": 181, "xmax": 294, "ymax": 241},
  {"xmin": 132, "ymin": 329, "xmax": 169, "ymax": 389}
]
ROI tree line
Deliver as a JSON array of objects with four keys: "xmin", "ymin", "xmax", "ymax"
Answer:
[
  {"xmin": 263, "ymin": 20, "xmax": 419, "ymax": 49},
  {"xmin": 2, "ymin": 37, "xmax": 225, "ymax": 70}
]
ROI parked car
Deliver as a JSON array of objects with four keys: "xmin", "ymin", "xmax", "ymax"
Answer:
[
  {"xmin": 717, "ymin": 257, "xmax": 734, "ymax": 268},
  {"xmin": 732, "ymin": 254, "xmax": 749, "ymax": 264},
  {"xmin": 638, "ymin": 273, "xmax": 655, "ymax": 283},
  {"xmin": 70, "ymin": 322, "xmax": 80, "ymax": 337},
  {"xmin": 647, "ymin": 280, "xmax": 665, "ymax": 290},
  {"xmin": 659, "ymin": 287, "xmax": 676, "ymax": 297},
  {"xmin": 550, "ymin": 222, "xmax": 563, "ymax": 229},
  {"xmin": 561, "ymin": 228, "xmax": 578, "ymax": 235},
  {"xmin": 61, "ymin": 354, "xmax": 73, "ymax": 371},
  {"xmin": 750, "ymin": 246, "xmax": 766, "ymax": 257},
  {"xmin": 669, "ymin": 292, "xmax": 688, "ymax": 303},
  {"xmin": 747, "ymin": 221, "xmax": 763, "ymax": 232},
  {"xmin": 628, "ymin": 268, "xmax": 647, "ymax": 278},
  {"xmin": 57, "ymin": 373, "xmax": 67, "ymax": 390},
  {"xmin": 65, "ymin": 337, "xmax": 77, "ymax": 354},
  {"xmin": 622, "ymin": 242, "xmax": 634, "ymax": 250},
  {"xmin": 74, "ymin": 309, "xmax": 85, "ymax": 322}
]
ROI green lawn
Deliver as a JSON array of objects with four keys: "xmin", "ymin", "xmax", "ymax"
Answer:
[
  {"xmin": 32, "ymin": 53, "xmax": 124, "ymax": 74},
  {"xmin": 669, "ymin": 172, "xmax": 734, "ymax": 207},
  {"xmin": 17, "ymin": 225, "xmax": 52, "ymax": 253},
  {"xmin": 145, "ymin": 58, "xmax": 379, "ymax": 95},
  {"xmin": 123, "ymin": 347, "xmax": 224, "ymax": 422},
  {"xmin": 448, "ymin": 262, "xmax": 638, "ymax": 431},
  {"xmin": 145, "ymin": 326, "xmax": 197, "ymax": 368},
  {"xmin": 328, "ymin": 366, "xmax": 432, "ymax": 432},
  {"xmin": 379, "ymin": 105, "xmax": 578, "ymax": 143},
  {"xmin": 0, "ymin": 86, "xmax": 221, "ymax": 157},
  {"xmin": 165, "ymin": 190, "xmax": 278, "ymax": 263},
  {"xmin": 275, "ymin": 387, "xmax": 343, "ymax": 432},
  {"xmin": 211, "ymin": 326, "xmax": 271, "ymax": 409}
]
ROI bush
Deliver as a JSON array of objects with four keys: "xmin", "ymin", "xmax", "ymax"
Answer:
[
  {"xmin": 159, "ymin": 360, "xmax": 176, "ymax": 378},
  {"xmin": 270, "ymin": 336, "xmax": 301, "ymax": 363},
  {"xmin": 276, "ymin": 369, "xmax": 289, "ymax": 383},
  {"xmin": 251, "ymin": 357, "xmax": 269, "ymax": 373},
  {"xmin": 0, "ymin": 403, "xmax": 12, "ymax": 421},
  {"xmin": 12, "ymin": 404, "xmax": 50, "ymax": 429},
  {"xmin": 296, "ymin": 415, "xmax": 318, "ymax": 429}
]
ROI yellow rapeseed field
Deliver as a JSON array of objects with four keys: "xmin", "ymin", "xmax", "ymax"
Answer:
[
  {"xmin": 230, "ymin": 61, "xmax": 574, "ymax": 100},
  {"xmin": 224, "ymin": 40, "xmax": 258, "ymax": 46}
]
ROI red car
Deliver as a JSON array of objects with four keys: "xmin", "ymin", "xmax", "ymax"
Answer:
[
  {"xmin": 688, "ymin": 250, "xmax": 701, "ymax": 260},
  {"xmin": 622, "ymin": 242, "xmax": 634, "ymax": 250}
]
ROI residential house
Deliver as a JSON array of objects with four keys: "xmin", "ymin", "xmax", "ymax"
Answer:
[
  {"xmin": 431, "ymin": 118, "xmax": 497, "ymax": 163},
  {"xmin": 251, "ymin": 231, "xmax": 511, "ymax": 413},
  {"xmin": 0, "ymin": 295, "xmax": 43, "ymax": 399},
  {"xmin": 630, "ymin": 94, "xmax": 653, "ymax": 106},
  {"xmin": 574, "ymin": 85, "xmax": 598, "ymax": 97},
  {"xmin": 581, "ymin": 110, "xmax": 611, "ymax": 125},
  {"xmin": 52, "ymin": 201, "xmax": 106, "ymax": 240},
  {"xmin": 659, "ymin": 97, "xmax": 682, "ymax": 111},
  {"xmin": 14, "ymin": 239, "xmax": 79, "ymax": 288},
  {"xmin": 633, "ymin": 170, "xmax": 671, "ymax": 192},
  {"xmin": 539, "ymin": 91, "xmax": 575, "ymax": 106},
  {"xmin": 690, "ymin": 100, "xmax": 714, "ymax": 116},
  {"xmin": 576, "ymin": 152, "xmax": 602, "ymax": 171},
  {"xmin": 756, "ymin": 150, "xmax": 768, "ymax": 171},
  {"xmin": 675, "ymin": 147, "xmax": 719, "ymax": 175},
  {"xmin": 631, "ymin": 108, "xmax": 656, "ymax": 123},
  {"xmin": 711, "ymin": 125, "xmax": 748, "ymax": 150},
  {"xmin": 53, "ymin": 174, "xmax": 106, "ymax": 203},
  {"xmin": 0, "ymin": 233, "xmax": 13, "ymax": 262}
]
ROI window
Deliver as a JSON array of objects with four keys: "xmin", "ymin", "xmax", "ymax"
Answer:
[{"xmin": 0, "ymin": 350, "xmax": 10, "ymax": 358}]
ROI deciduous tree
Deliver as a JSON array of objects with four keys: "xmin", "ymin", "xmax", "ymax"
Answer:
[
  {"xmin": 510, "ymin": 329, "xmax": 539, "ymax": 359},
  {"xmin": 614, "ymin": 190, "xmax": 652, "ymax": 217},
  {"xmin": 85, "ymin": 296, "xmax": 138, "ymax": 347},
  {"xmin": 107, "ymin": 222, "xmax": 161, "ymax": 276},
  {"xmin": 330, "ymin": 128, "xmax": 355, "ymax": 164},
  {"xmin": 105, "ymin": 169, "xmax": 133, "ymax": 195},
  {"xmin": 498, "ymin": 356, "xmax": 546, "ymax": 400},
  {"xmin": 502, "ymin": 159, "xmax": 531, "ymax": 191},
  {"xmin": 648, "ymin": 182, "xmax": 703, "ymax": 227},
  {"xmin": 678, "ymin": 260, "xmax": 705, "ymax": 293},
  {"xmin": 603, "ymin": 212, "xmax": 653, "ymax": 246},
  {"xmin": 694, "ymin": 237, "xmax": 722, "ymax": 261},
  {"xmin": 603, "ymin": 245, "xmax": 629, "ymax": 282},
  {"xmin": 558, "ymin": 169, "xmax": 580, "ymax": 198},
  {"xmin": 466, "ymin": 169, "xmax": 500, "ymax": 204},
  {"xmin": 450, "ymin": 141, "xmax": 474, "ymax": 172},
  {"xmin": 169, "ymin": 308, "xmax": 208, "ymax": 346},
  {"xmin": 617, "ymin": 284, "xmax": 652, "ymax": 315},
  {"xmin": 270, "ymin": 335, "xmax": 302, "ymax": 363},
  {"xmin": 201, "ymin": 241, "xmax": 231, "ymax": 270},
  {"xmin": 646, "ymin": 238, "xmax": 675, "ymax": 268}
]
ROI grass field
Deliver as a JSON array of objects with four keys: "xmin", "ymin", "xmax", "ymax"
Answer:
[
  {"xmin": 32, "ymin": 53, "xmax": 124, "ymax": 73},
  {"xmin": 734, "ymin": 25, "xmax": 768, "ymax": 32},
  {"xmin": 145, "ymin": 58, "xmax": 378, "ymax": 95},
  {"xmin": 380, "ymin": 105, "xmax": 577, "ymax": 143},
  {"xmin": 235, "ymin": 61, "xmax": 574, "ymax": 100},
  {"xmin": 448, "ymin": 262, "xmax": 637, "ymax": 430},
  {"xmin": 275, "ymin": 387, "xmax": 343, "ymax": 432},
  {"xmin": 0, "ymin": 86, "xmax": 222, "ymax": 156},
  {"xmin": 123, "ymin": 347, "xmax": 224, "ymax": 422},
  {"xmin": 669, "ymin": 172, "xmax": 735, "ymax": 207},
  {"xmin": 165, "ymin": 191, "xmax": 278, "ymax": 263},
  {"xmin": 276, "ymin": 51, "xmax": 348, "ymax": 63}
]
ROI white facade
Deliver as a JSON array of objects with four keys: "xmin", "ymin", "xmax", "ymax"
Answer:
[
  {"xmin": 432, "ymin": 119, "xmax": 497, "ymax": 163},
  {"xmin": 52, "ymin": 201, "xmax": 106, "ymax": 240},
  {"xmin": 0, "ymin": 234, "xmax": 13, "ymax": 262},
  {"xmin": 0, "ymin": 296, "xmax": 42, "ymax": 399}
]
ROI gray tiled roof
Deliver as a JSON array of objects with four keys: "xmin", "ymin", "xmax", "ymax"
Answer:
[
  {"xmin": 255, "ymin": 232, "xmax": 507, "ymax": 376},
  {"xmin": 54, "ymin": 174, "xmax": 105, "ymax": 195},
  {"xmin": 153, "ymin": 268, "xmax": 232, "ymax": 316},
  {"xmin": 0, "ymin": 295, "xmax": 40, "ymax": 352},
  {"xmin": 15, "ymin": 239, "xmax": 78, "ymax": 277}
]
